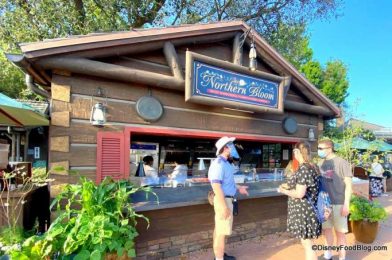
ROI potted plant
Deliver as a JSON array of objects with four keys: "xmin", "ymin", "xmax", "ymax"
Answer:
[
  {"xmin": 9, "ymin": 176, "xmax": 156, "ymax": 260},
  {"xmin": 349, "ymin": 195, "xmax": 388, "ymax": 243},
  {"xmin": 0, "ymin": 167, "xmax": 53, "ymax": 256}
]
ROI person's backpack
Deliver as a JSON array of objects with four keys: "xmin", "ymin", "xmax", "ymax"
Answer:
[{"xmin": 306, "ymin": 177, "xmax": 332, "ymax": 223}]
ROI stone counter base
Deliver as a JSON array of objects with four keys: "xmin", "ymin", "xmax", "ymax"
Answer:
[{"xmin": 135, "ymin": 196, "xmax": 287, "ymax": 259}]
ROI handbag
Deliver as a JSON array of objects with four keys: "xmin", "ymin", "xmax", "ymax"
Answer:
[
  {"xmin": 208, "ymin": 190, "xmax": 215, "ymax": 206},
  {"xmin": 306, "ymin": 178, "xmax": 332, "ymax": 223}
]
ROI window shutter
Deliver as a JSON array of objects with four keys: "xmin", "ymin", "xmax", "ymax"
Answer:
[{"xmin": 96, "ymin": 131, "xmax": 125, "ymax": 183}]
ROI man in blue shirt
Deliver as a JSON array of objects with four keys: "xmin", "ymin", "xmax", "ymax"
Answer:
[{"xmin": 208, "ymin": 136, "xmax": 249, "ymax": 260}]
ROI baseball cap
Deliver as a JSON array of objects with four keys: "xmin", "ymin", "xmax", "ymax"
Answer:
[{"xmin": 215, "ymin": 136, "xmax": 236, "ymax": 156}]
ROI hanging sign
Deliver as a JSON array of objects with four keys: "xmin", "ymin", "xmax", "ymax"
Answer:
[{"xmin": 185, "ymin": 51, "xmax": 290, "ymax": 114}]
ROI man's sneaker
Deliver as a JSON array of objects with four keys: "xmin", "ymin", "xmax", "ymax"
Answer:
[
  {"xmin": 318, "ymin": 256, "xmax": 332, "ymax": 260},
  {"xmin": 224, "ymin": 253, "xmax": 236, "ymax": 260},
  {"xmin": 213, "ymin": 253, "xmax": 236, "ymax": 260}
]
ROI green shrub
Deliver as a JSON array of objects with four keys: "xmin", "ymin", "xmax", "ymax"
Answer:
[
  {"xmin": 9, "ymin": 177, "xmax": 157, "ymax": 259},
  {"xmin": 349, "ymin": 195, "xmax": 388, "ymax": 222}
]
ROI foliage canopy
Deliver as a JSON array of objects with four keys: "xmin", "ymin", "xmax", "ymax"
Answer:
[{"xmin": 0, "ymin": 0, "xmax": 345, "ymax": 102}]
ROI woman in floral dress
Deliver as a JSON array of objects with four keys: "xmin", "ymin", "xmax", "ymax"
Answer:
[{"xmin": 278, "ymin": 141, "xmax": 321, "ymax": 260}]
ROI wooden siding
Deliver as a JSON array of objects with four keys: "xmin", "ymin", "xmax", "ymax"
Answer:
[
  {"xmin": 136, "ymin": 195, "xmax": 287, "ymax": 243},
  {"xmin": 53, "ymin": 74, "xmax": 314, "ymax": 121},
  {"xmin": 49, "ymin": 50, "xmax": 319, "ymax": 181}
]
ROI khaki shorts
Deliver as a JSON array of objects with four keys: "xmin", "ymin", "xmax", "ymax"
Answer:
[
  {"xmin": 214, "ymin": 197, "xmax": 234, "ymax": 236},
  {"xmin": 322, "ymin": 204, "xmax": 348, "ymax": 233}
]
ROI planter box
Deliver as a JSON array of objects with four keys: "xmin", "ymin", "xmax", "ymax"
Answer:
[
  {"xmin": 351, "ymin": 220, "xmax": 379, "ymax": 244},
  {"xmin": 386, "ymin": 178, "xmax": 392, "ymax": 192},
  {"xmin": 0, "ymin": 185, "xmax": 50, "ymax": 232},
  {"xmin": 0, "ymin": 189, "xmax": 32, "ymax": 228}
]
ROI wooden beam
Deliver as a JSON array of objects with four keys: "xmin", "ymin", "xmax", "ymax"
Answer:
[
  {"xmin": 52, "ymin": 82, "xmax": 71, "ymax": 102},
  {"xmin": 318, "ymin": 116, "xmax": 324, "ymax": 132},
  {"xmin": 44, "ymin": 32, "xmax": 238, "ymax": 59},
  {"xmin": 284, "ymin": 100, "xmax": 334, "ymax": 116},
  {"xmin": 50, "ymin": 136, "xmax": 70, "ymax": 152},
  {"xmin": 232, "ymin": 33, "xmax": 243, "ymax": 65},
  {"xmin": 49, "ymin": 160, "xmax": 69, "ymax": 175},
  {"xmin": 37, "ymin": 57, "xmax": 185, "ymax": 91},
  {"xmin": 51, "ymin": 111, "xmax": 70, "ymax": 127},
  {"xmin": 24, "ymin": 130, "xmax": 30, "ymax": 160},
  {"xmin": 163, "ymin": 42, "xmax": 184, "ymax": 80}
]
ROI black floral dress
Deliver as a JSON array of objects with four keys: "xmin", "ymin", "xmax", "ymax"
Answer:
[
  {"xmin": 286, "ymin": 164, "xmax": 321, "ymax": 239},
  {"xmin": 369, "ymin": 176, "xmax": 384, "ymax": 197}
]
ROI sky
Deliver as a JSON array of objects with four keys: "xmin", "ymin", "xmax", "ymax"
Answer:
[{"xmin": 308, "ymin": 0, "xmax": 392, "ymax": 128}]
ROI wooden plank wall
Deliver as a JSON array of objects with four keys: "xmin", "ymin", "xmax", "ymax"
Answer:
[
  {"xmin": 135, "ymin": 196, "xmax": 287, "ymax": 243},
  {"xmin": 49, "ymin": 44, "xmax": 320, "ymax": 183}
]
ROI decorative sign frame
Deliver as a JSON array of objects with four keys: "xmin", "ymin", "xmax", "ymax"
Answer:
[{"xmin": 185, "ymin": 51, "xmax": 291, "ymax": 114}]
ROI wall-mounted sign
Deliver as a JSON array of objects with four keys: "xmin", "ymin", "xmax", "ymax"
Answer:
[
  {"xmin": 34, "ymin": 147, "xmax": 40, "ymax": 159},
  {"xmin": 185, "ymin": 51, "xmax": 291, "ymax": 114}
]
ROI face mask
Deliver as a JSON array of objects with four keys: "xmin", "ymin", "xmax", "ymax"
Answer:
[
  {"xmin": 318, "ymin": 150, "xmax": 327, "ymax": 158},
  {"xmin": 227, "ymin": 143, "xmax": 240, "ymax": 159}
]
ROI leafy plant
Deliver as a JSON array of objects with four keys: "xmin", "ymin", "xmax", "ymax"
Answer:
[
  {"xmin": 0, "ymin": 167, "xmax": 54, "ymax": 255},
  {"xmin": 349, "ymin": 195, "xmax": 388, "ymax": 223},
  {"xmin": 321, "ymin": 123, "xmax": 385, "ymax": 174},
  {"xmin": 12, "ymin": 177, "xmax": 157, "ymax": 259}
]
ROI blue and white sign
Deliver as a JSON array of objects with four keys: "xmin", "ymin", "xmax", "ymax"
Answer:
[
  {"xmin": 193, "ymin": 61, "xmax": 279, "ymax": 108},
  {"xmin": 185, "ymin": 51, "xmax": 289, "ymax": 114}
]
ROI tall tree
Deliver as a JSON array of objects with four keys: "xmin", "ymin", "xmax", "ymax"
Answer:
[
  {"xmin": 0, "ymin": 0, "xmax": 341, "ymax": 98},
  {"xmin": 300, "ymin": 60, "xmax": 323, "ymax": 88},
  {"xmin": 320, "ymin": 60, "xmax": 349, "ymax": 105},
  {"xmin": 164, "ymin": 0, "xmax": 341, "ymax": 40},
  {"xmin": 268, "ymin": 22, "xmax": 313, "ymax": 69}
]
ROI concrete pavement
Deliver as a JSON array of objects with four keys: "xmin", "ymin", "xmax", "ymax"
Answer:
[{"xmin": 177, "ymin": 192, "xmax": 392, "ymax": 260}]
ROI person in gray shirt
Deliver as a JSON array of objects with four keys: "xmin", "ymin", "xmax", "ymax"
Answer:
[{"xmin": 317, "ymin": 139, "xmax": 352, "ymax": 260}]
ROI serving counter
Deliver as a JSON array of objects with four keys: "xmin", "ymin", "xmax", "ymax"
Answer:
[{"xmin": 131, "ymin": 179, "xmax": 285, "ymax": 212}]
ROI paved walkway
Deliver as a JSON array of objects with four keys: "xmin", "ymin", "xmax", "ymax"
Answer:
[{"xmin": 179, "ymin": 192, "xmax": 392, "ymax": 260}]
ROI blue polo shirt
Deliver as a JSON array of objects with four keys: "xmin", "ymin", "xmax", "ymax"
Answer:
[{"xmin": 208, "ymin": 156, "xmax": 237, "ymax": 197}]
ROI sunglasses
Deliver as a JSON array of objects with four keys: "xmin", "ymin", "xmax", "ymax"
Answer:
[{"xmin": 317, "ymin": 147, "xmax": 331, "ymax": 150}]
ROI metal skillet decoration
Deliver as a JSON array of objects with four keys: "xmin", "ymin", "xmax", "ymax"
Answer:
[
  {"xmin": 282, "ymin": 116, "xmax": 298, "ymax": 134},
  {"xmin": 135, "ymin": 96, "xmax": 164, "ymax": 122}
]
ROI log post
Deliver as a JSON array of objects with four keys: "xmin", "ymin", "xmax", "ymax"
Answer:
[
  {"xmin": 163, "ymin": 42, "xmax": 184, "ymax": 81},
  {"xmin": 37, "ymin": 57, "xmax": 185, "ymax": 91},
  {"xmin": 232, "ymin": 33, "xmax": 243, "ymax": 65},
  {"xmin": 284, "ymin": 101, "xmax": 334, "ymax": 116}
]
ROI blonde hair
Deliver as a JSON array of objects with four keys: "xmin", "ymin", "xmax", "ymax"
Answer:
[{"xmin": 319, "ymin": 139, "xmax": 334, "ymax": 150}]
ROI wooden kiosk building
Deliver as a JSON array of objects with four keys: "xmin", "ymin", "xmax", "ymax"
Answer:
[{"xmin": 8, "ymin": 21, "xmax": 340, "ymax": 259}]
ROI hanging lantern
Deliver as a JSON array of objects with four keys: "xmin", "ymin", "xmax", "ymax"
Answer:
[
  {"xmin": 249, "ymin": 42, "xmax": 257, "ymax": 71},
  {"xmin": 308, "ymin": 128, "xmax": 316, "ymax": 142},
  {"xmin": 90, "ymin": 102, "xmax": 106, "ymax": 127}
]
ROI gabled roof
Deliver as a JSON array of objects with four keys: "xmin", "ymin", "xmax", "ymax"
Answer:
[
  {"xmin": 348, "ymin": 118, "xmax": 384, "ymax": 131},
  {"xmin": 20, "ymin": 21, "xmax": 246, "ymax": 58},
  {"xmin": 11, "ymin": 21, "xmax": 340, "ymax": 117}
]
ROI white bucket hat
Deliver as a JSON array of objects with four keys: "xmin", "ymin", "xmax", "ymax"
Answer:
[{"xmin": 215, "ymin": 136, "xmax": 236, "ymax": 156}]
